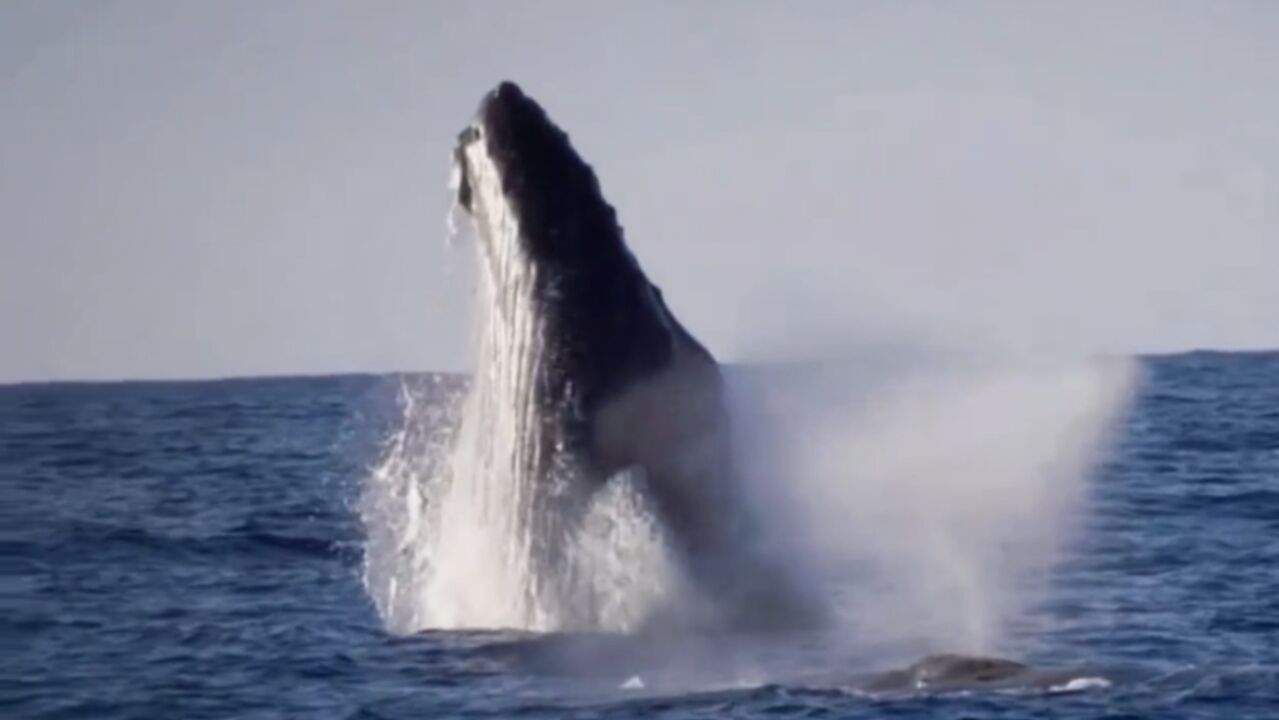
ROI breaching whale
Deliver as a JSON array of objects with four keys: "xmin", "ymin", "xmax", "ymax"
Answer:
[{"xmin": 450, "ymin": 81, "xmax": 805, "ymax": 629}]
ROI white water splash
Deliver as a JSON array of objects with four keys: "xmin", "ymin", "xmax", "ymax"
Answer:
[
  {"xmin": 1049, "ymin": 676, "xmax": 1112, "ymax": 693},
  {"xmin": 361, "ymin": 140, "xmax": 676, "ymax": 633}
]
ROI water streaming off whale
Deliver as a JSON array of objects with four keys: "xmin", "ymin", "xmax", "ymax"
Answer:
[{"xmin": 360, "ymin": 124, "xmax": 677, "ymax": 633}]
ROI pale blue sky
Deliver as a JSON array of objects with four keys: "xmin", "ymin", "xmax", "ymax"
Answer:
[{"xmin": 2, "ymin": 1, "xmax": 1275, "ymax": 382}]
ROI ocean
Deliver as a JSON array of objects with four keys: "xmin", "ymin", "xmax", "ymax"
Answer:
[{"xmin": 5, "ymin": 350, "xmax": 1278, "ymax": 719}]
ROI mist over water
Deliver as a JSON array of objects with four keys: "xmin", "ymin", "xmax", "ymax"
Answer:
[{"xmin": 727, "ymin": 354, "xmax": 1139, "ymax": 657}]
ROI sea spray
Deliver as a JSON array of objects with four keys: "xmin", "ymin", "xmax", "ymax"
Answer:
[
  {"xmin": 359, "ymin": 375, "xmax": 463, "ymax": 633},
  {"xmin": 361, "ymin": 142, "xmax": 676, "ymax": 633},
  {"xmin": 727, "ymin": 354, "xmax": 1139, "ymax": 656}
]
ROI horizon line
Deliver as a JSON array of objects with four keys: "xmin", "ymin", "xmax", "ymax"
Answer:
[{"xmin": 2, "ymin": 346, "xmax": 1276, "ymax": 389}]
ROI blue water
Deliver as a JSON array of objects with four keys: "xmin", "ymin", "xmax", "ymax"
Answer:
[{"xmin": 5, "ymin": 352, "xmax": 1278, "ymax": 718}]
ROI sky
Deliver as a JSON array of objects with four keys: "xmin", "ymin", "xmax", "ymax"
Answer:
[{"xmin": 1, "ymin": 1, "xmax": 1276, "ymax": 382}]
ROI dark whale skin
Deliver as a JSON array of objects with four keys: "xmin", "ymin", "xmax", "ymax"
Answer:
[
  {"xmin": 453, "ymin": 82, "xmax": 811, "ymax": 630},
  {"xmin": 458, "ymin": 81, "xmax": 711, "ymax": 420}
]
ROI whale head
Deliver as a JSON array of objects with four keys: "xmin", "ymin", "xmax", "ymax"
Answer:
[
  {"xmin": 452, "ymin": 81, "xmax": 626, "ymax": 272},
  {"xmin": 451, "ymin": 81, "xmax": 683, "ymax": 413}
]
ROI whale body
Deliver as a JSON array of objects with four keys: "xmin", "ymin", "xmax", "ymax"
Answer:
[{"xmin": 451, "ymin": 81, "xmax": 804, "ymax": 629}]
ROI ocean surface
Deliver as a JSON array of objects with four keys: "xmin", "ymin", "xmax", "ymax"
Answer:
[{"xmin": 5, "ymin": 351, "xmax": 1278, "ymax": 719}]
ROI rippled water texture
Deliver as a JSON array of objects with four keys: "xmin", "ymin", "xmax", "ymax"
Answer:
[{"xmin": 5, "ymin": 352, "xmax": 1278, "ymax": 718}]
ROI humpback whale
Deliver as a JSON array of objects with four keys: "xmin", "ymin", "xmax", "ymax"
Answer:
[
  {"xmin": 851, "ymin": 654, "xmax": 1111, "ymax": 695},
  {"xmin": 450, "ymin": 81, "xmax": 801, "ymax": 629}
]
